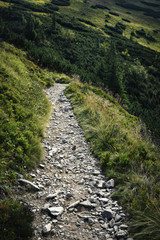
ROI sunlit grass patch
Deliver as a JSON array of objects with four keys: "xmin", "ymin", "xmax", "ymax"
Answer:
[
  {"xmin": 53, "ymin": 72, "xmax": 72, "ymax": 83},
  {"xmin": 0, "ymin": 42, "xmax": 53, "ymax": 185},
  {"xmin": 26, "ymin": 0, "xmax": 51, "ymax": 5},
  {"xmin": 0, "ymin": 0, "xmax": 9, "ymax": 7}
]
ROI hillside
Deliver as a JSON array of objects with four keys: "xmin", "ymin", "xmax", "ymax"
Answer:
[
  {"xmin": 65, "ymin": 80, "xmax": 160, "ymax": 240},
  {"xmin": 0, "ymin": 0, "xmax": 160, "ymax": 138},
  {"xmin": 0, "ymin": 41, "xmax": 53, "ymax": 239},
  {"xmin": 0, "ymin": 0, "xmax": 160, "ymax": 239}
]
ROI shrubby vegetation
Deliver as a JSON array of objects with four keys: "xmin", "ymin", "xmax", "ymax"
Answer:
[
  {"xmin": 0, "ymin": 199, "xmax": 34, "ymax": 240},
  {"xmin": 116, "ymin": 2, "xmax": 160, "ymax": 18},
  {"xmin": 0, "ymin": 42, "xmax": 53, "ymax": 239},
  {"xmin": 0, "ymin": 42, "xmax": 52, "ymax": 184},
  {"xmin": 0, "ymin": 0, "xmax": 159, "ymax": 138},
  {"xmin": 65, "ymin": 80, "xmax": 160, "ymax": 240},
  {"xmin": 91, "ymin": 4, "xmax": 110, "ymax": 10}
]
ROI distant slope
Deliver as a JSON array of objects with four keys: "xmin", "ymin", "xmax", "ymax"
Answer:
[{"xmin": 60, "ymin": 0, "xmax": 160, "ymax": 51}]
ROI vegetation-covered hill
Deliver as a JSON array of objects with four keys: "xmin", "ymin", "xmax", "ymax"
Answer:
[
  {"xmin": 0, "ymin": 0, "xmax": 160, "ymax": 239},
  {"xmin": 0, "ymin": 0, "xmax": 160, "ymax": 138}
]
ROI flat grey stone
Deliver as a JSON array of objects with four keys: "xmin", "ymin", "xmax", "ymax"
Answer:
[
  {"xmin": 39, "ymin": 164, "xmax": 45, "ymax": 169},
  {"xmin": 109, "ymin": 219, "xmax": 115, "ymax": 228},
  {"xmin": 115, "ymin": 214, "xmax": 122, "ymax": 222},
  {"xmin": 78, "ymin": 213, "xmax": 91, "ymax": 219},
  {"xmin": 67, "ymin": 200, "xmax": 80, "ymax": 209},
  {"xmin": 99, "ymin": 198, "xmax": 109, "ymax": 203},
  {"xmin": 42, "ymin": 203, "xmax": 50, "ymax": 211},
  {"xmin": 97, "ymin": 180, "xmax": 106, "ymax": 188},
  {"xmin": 49, "ymin": 148, "xmax": 58, "ymax": 156},
  {"xmin": 101, "ymin": 223, "xmax": 109, "ymax": 230},
  {"xmin": 46, "ymin": 193, "xmax": 57, "ymax": 200},
  {"xmin": 48, "ymin": 206, "xmax": 64, "ymax": 216},
  {"xmin": 93, "ymin": 170, "xmax": 101, "ymax": 175},
  {"xmin": 119, "ymin": 224, "xmax": 128, "ymax": 230},
  {"xmin": 105, "ymin": 234, "xmax": 111, "ymax": 239},
  {"xmin": 80, "ymin": 199, "xmax": 96, "ymax": 208},
  {"xmin": 116, "ymin": 230, "xmax": 128, "ymax": 238},
  {"xmin": 18, "ymin": 179, "xmax": 40, "ymax": 191},
  {"xmin": 65, "ymin": 193, "xmax": 73, "ymax": 199}
]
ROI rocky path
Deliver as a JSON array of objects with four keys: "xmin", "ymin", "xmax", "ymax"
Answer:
[{"xmin": 17, "ymin": 84, "xmax": 132, "ymax": 240}]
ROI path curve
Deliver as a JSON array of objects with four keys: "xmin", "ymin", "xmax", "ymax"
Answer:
[{"xmin": 17, "ymin": 84, "xmax": 132, "ymax": 240}]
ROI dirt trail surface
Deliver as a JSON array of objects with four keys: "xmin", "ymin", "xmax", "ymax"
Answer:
[{"xmin": 16, "ymin": 84, "xmax": 132, "ymax": 240}]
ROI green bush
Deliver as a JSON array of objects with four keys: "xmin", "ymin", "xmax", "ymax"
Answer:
[{"xmin": 0, "ymin": 199, "xmax": 33, "ymax": 240}]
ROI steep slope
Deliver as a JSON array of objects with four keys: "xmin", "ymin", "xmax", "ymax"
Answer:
[
  {"xmin": 65, "ymin": 80, "xmax": 160, "ymax": 240},
  {"xmin": 0, "ymin": 1, "xmax": 160, "ymax": 238},
  {"xmin": 0, "ymin": 41, "xmax": 53, "ymax": 239},
  {"xmin": 0, "ymin": 0, "xmax": 160, "ymax": 138}
]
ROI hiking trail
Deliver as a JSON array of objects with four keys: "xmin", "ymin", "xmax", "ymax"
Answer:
[{"xmin": 16, "ymin": 84, "xmax": 132, "ymax": 240}]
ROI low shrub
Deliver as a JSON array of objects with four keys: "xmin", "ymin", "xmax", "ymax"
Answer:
[
  {"xmin": 91, "ymin": 4, "xmax": 110, "ymax": 10},
  {"xmin": 109, "ymin": 11, "xmax": 119, "ymax": 16},
  {"xmin": 0, "ymin": 199, "xmax": 33, "ymax": 240},
  {"xmin": 122, "ymin": 18, "xmax": 131, "ymax": 23}
]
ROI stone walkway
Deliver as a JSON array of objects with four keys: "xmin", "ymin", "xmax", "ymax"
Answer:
[{"xmin": 17, "ymin": 84, "xmax": 132, "ymax": 240}]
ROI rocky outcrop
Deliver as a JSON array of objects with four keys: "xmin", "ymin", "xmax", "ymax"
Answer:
[{"xmin": 15, "ymin": 84, "xmax": 133, "ymax": 240}]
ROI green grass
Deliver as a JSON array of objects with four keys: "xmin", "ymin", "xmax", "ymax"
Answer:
[
  {"xmin": 0, "ymin": 41, "xmax": 54, "ymax": 239},
  {"xmin": 0, "ymin": 0, "xmax": 9, "ymax": 7},
  {"xmin": 53, "ymin": 72, "xmax": 72, "ymax": 83},
  {"xmin": 58, "ymin": 0, "xmax": 160, "ymax": 51},
  {"xmin": 0, "ymin": 41, "xmax": 53, "ymax": 185},
  {"xmin": 65, "ymin": 80, "xmax": 160, "ymax": 240}
]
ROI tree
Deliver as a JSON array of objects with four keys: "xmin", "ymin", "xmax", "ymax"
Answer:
[
  {"xmin": 25, "ymin": 16, "xmax": 37, "ymax": 41},
  {"xmin": 98, "ymin": 43, "xmax": 125, "ymax": 96}
]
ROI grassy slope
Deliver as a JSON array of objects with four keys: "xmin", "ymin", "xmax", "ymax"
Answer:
[
  {"xmin": 0, "ymin": 40, "xmax": 72, "ymax": 239},
  {"xmin": 0, "ymin": 41, "xmax": 54, "ymax": 239},
  {"xmin": 0, "ymin": 1, "xmax": 160, "ymax": 239},
  {"xmin": 0, "ymin": 0, "xmax": 159, "ymax": 138},
  {"xmin": 59, "ymin": 0, "xmax": 160, "ymax": 51},
  {"xmin": 65, "ymin": 80, "xmax": 160, "ymax": 240},
  {"xmin": 0, "ymin": 42, "xmax": 54, "ymax": 184}
]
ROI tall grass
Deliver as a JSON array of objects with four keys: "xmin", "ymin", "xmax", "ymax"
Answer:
[{"xmin": 65, "ymin": 80, "xmax": 160, "ymax": 240}]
